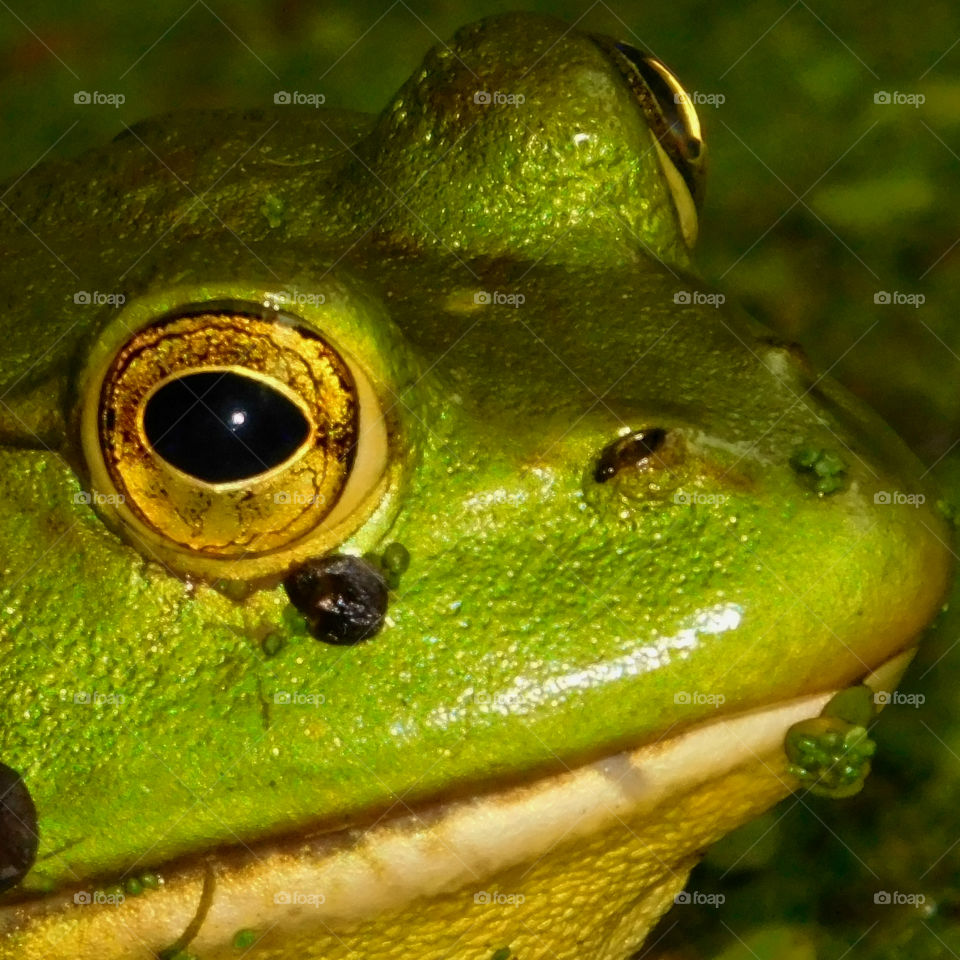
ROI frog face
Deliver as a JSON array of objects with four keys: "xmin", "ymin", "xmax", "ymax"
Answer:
[{"xmin": 0, "ymin": 12, "xmax": 951, "ymax": 960}]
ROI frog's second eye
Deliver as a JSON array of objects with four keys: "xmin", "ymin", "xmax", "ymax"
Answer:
[
  {"xmin": 82, "ymin": 306, "xmax": 388, "ymax": 571},
  {"xmin": 594, "ymin": 36, "xmax": 705, "ymax": 246}
]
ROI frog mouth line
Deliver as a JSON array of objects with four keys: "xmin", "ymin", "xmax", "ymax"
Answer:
[{"xmin": 0, "ymin": 648, "xmax": 916, "ymax": 957}]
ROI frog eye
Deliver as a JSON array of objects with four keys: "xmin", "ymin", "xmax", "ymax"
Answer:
[
  {"xmin": 594, "ymin": 36, "xmax": 705, "ymax": 247},
  {"xmin": 80, "ymin": 304, "xmax": 388, "ymax": 575},
  {"xmin": 142, "ymin": 371, "xmax": 311, "ymax": 484},
  {"xmin": 0, "ymin": 762, "xmax": 38, "ymax": 895}
]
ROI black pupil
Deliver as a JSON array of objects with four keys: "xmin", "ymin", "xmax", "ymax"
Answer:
[{"xmin": 143, "ymin": 371, "xmax": 310, "ymax": 483}]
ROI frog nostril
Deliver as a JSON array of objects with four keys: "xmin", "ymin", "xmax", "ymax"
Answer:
[
  {"xmin": 284, "ymin": 555, "xmax": 388, "ymax": 646},
  {"xmin": 594, "ymin": 428, "xmax": 669, "ymax": 483}
]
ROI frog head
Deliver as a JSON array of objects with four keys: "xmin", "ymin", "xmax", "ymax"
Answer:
[{"xmin": 0, "ymin": 12, "xmax": 951, "ymax": 960}]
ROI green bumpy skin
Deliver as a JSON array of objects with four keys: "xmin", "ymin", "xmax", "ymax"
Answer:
[{"xmin": 0, "ymin": 12, "xmax": 952, "ymax": 896}]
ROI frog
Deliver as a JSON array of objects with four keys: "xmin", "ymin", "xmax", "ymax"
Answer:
[{"xmin": 0, "ymin": 10, "xmax": 951, "ymax": 960}]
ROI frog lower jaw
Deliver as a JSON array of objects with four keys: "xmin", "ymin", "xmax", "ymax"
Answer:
[{"xmin": 0, "ymin": 648, "xmax": 915, "ymax": 959}]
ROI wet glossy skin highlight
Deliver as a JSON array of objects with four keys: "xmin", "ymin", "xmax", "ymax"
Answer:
[{"xmin": 0, "ymin": 11, "xmax": 951, "ymax": 958}]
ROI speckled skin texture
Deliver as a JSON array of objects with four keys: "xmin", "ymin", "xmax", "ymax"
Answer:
[{"xmin": 0, "ymin": 9, "xmax": 951, "ymax": 953}]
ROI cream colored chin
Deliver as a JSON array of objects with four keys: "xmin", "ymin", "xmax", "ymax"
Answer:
[
  {"xmin": 0, "ymin": 649, "xmax": 915, "ymax": 953},
  {"xmin": 653, "ymin": 138, "xmax": 698, "ymax": 247}
]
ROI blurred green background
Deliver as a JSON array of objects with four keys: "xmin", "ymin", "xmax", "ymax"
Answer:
[{"xmin": 1, "ymin": 1, "xmax": 959, "ymax": 957}]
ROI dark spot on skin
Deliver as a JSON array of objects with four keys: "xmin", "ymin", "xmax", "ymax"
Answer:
[
  {"xmin": 284, "ymin": 555, "xmax": 388, "ymax": 645},
  {"xmin": 261, "ymin": 632, "xmax": 285, "ymax": 658},
  {"xmin": 594, "ymin": 428, "xmax": 668, "ymax": 483},
  {"xmin": 381, "ymin": 542, "xmax": 411, "ymax": 577},
  {"xmin": 0, "ymin": 762, "xmax": 38, "ymax": 894},
  {"xmin": 256, "ymin": 677, "xmax": 271, "ymax": 732}
]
